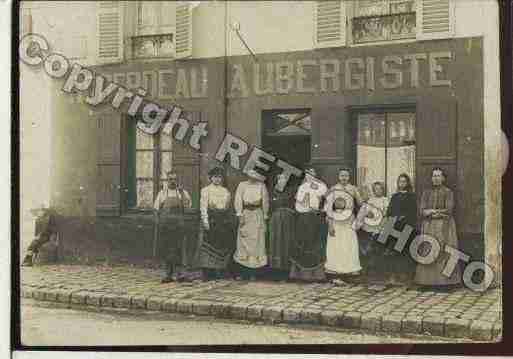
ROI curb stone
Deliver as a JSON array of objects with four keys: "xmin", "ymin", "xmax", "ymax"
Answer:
[
  {"xmin": 470, "ymin": 320, "xmax": 493, "ymax": 341},
  {"xmin": 341, "ymin": 311, "xmax": 362, "ymax": 329},
  {"xmin": 445, "ymin": 318, "xmax": 471, "ymax": 338},
  {"xmin": 402, "ymin": 316, "xmax": 423, "ymax": 334},
  {"xmin": 20, "ymin": 285, "xmax": 500, "ymax": 340},
  {"xmin": 422, "ymin": 316, "xmax": 445, "ymax": 337},
  {"xmin": 381, "ymin": 315, "xmax": 403, "ymax": 333}
]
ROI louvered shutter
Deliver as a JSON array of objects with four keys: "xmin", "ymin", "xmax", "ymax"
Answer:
[
  {"xmin": 96, "ymin": 1, "xmax": 124, "ymax": 64},
  {"xmin": 96, "ymin": 113, "xmax": 122, "ymax": 216},
  {"xmin": 175, "ymin": 1, "xmax": 193, "ymax": 59},
  {"xmin": 417, "ymin": 0, "xmax": 455, "ymax": 40},
  {"xmin": 314, "ymin": 0, "xmax": 346, "ymax": 49}
]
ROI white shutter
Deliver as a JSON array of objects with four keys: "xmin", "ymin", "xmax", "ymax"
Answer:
[
  {"xmin": 175, "ymin": 1, "xmax": 193, "ymax": 59},
  {"xmin": 96, "ymin": 1, "xmax": 124, "ymax": 64},
  {"xmin": 314, "ymin": 0, "xmax": 346, "ymax": 49},
  {"xmin": 417, "ymin": 0, "xmax": 455, "ymax": 40}
]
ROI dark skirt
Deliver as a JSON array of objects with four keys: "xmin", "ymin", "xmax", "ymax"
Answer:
[
  {"xmin": 268, "ymin": 208, "xmax": 296, "ymax": 270},
  {"xmin": 197, "ymin": 209, "xmax": 237, "ymax": 269},
  {"xmin": 289, "ymin": 211, "xmax": 326, "ymax": 282},
  {"xmin": 157, "ymin": 215, "xmax": 185, "ymax": 266}
]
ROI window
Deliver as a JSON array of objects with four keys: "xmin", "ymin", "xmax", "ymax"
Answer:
[
  {"xmin": 136, "ymin": 1, "xmax": 175, "ymax": 36},
  {"xmin": 126, "ymin": 119, "xmax": 173, "ymax": 209},
  {"xmin": 262, "ymin": 109, "xmax": 312, "ymax": 176},
  {"xmin": 355, "ymin": 110, "xmax": 416, "ymax": 199},
  {"xmin": 351, "ymin": 0, "xmax": 416, "ymax": 44},
  {"xmin": 132, "ymin": 1, "xmax": 176, "ymax": 59}
]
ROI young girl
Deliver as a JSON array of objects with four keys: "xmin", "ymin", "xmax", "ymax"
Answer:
[{"xmin": 353, "ymin": 181, "xmax": 389, "ymax": 255}]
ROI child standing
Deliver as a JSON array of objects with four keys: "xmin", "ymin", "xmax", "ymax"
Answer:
[{"xmin": 353, "ymin": 182, "xmax": 389, "ymax": 256}]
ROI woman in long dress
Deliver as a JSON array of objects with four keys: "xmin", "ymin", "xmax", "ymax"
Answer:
[
  {"xmin": 384, "ymin": 173, "xmax": 417, "ymax": 284},
  {"xmin": 233, "ymin": 170, "xmax": 270, "ymax": 280},
  {"xmin": 197, "ymin": 167, "xmax": 237, "ymax": 281},
  {"xmin": 324, "ymin": 168, "xmax": 362, "ymax": 280},
  {"xmin": 268, "ymin": 173, "xmax": 296, "ymax": 279},
  {"xmin": 414, "ymin": 167, "xmax": 461, "ymax": 291},
  {"xmin": 289, "ymin": 167, "xmax": 328, "ymax": 282}
]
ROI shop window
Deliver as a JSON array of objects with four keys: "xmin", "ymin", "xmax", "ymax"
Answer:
[
  {"xmin": 355, "ymin": 110, "xmax": 416, "ymax": 199},
  {"xmin": 351, "ymin": 0, "xmax": 416, "ymax": 44},
  {"xmin": 126, "ymin": 119, "xmax": 173, "ymax": 209}
]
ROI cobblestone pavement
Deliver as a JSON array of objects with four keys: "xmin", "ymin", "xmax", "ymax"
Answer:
[{"xmin": 20, "ymin": 265, "xmax": 502, "ymax": 341}]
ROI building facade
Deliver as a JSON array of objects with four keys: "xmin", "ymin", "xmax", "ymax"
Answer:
[{"xmin": 20, "ymin": 1, "xmax": 501, "ymax": 276}]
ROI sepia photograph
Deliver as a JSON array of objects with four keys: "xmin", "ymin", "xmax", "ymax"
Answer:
[{"xmin": 16, "ymin": 0, "xmax": 504, "ymax": 349}]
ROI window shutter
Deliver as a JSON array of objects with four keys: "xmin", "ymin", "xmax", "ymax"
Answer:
[
  {"xmin": 96, "ymin": 113, "xmax": 122, "ymax": 216},
  {"xmin": 96, "ymin": 1, "xmax": 124, "ymax": 64},
  {"xmin": 175, "ymin": 1, "xmax": 193, "ymax": 59},
  {"xmin": 417, "ymin": 0, "xmax": 455, "ymax": 40},
  {"xmin": 314, "ymin": 0, "xmax": 346, "ymax": 49},
  {"xmin": 416, "ymin": 96, "xmax": 457, "ymax": 196}
]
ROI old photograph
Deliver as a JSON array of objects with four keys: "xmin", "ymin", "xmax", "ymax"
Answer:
[{"xmin": 17, "ymin": 0, "xmax": 503, "ymax": 347}]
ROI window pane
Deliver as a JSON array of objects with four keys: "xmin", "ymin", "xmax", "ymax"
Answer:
[
  {"xmin": 136, "ymin": 179, "xmax": 154, "ymax": 208},
  {"xmin": 160, "ymin": 2, "xmax": 176, "ymax": 26},
  {"xmin": 390, "ymin": 0, "xmax": 415, "ymax": 14},
  {"xmin": 160, "ymin": 131, "xmax": 173, "ymax": 150},
  {"xmin": 357, "ymin": 113, "xmax": 386, "ymax": 199},
  {"xmin": 386, "ymin": 113, "xmax": 416, "ymax": 193},
  {"xmin": 136, "ymin": 128, "xmax": 154, "ymax": 149},
  {"xmin": 265, "ymin": 111, "xmax": 312, "ymax": 136},
  {"xmin": 136, "ymin": 151, "xmax": 154, "ymax": 178},
  {"xmin": 355, "ymin": 0, "xmax": 389, "ymax": 17},
  {"xmin": 160, "ymin": 151, "xmax": 172, "ymax": 179},
  {"xmin": 138, "ymin": 2, "xmax": 156, "ymax": 27}
]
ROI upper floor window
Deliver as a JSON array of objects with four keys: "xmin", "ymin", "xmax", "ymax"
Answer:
[
  {"xmin": 314, "ymin": 0, "xmax": 455, "ymax": 49},
  {"xmin": 136, "ymin": 1, "xmax": 175, "ymax": 36},
  {"xmin": 351, "ymin": 0, "xmax": 416, "ymax": 44},
  {"xmin": 131, "ymin": 1, "xmax": 193, "ymax": 60}
]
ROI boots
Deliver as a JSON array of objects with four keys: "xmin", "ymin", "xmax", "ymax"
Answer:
[
  {"xmin": 161, "ymin": 263, "xmax": 175, "ymax": 283},
  {"xmin": 22, "ymin": 253, "xmax": 33, "ymax": 267}
]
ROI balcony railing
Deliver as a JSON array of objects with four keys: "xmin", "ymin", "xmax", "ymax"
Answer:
[{"xmin": 131, "ymin": 33, "xmax": 174, "ymax": 59}]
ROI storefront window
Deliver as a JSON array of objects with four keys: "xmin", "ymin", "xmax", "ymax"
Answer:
[
  {"xmin": 352, "ymin": 0, "xmax": 416, "ymax": 44},
  {"xmin": 356, "ymin": 110, "xmax": 416, "ymax": 199},
  {"xmin": 127, "ymin": 120, "xmax": 173, "ymax": 209}
]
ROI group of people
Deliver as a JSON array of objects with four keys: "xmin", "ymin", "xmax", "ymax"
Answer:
[{"xmin": 154, "ymin": 165, "xmax": 461, "ymax": 292}]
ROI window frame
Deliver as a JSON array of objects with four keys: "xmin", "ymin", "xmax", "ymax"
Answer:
[
  {"xmin": 124, "ymin": 117, "xmax": 173, "ymax": 213},
  {"xmin": 349, "ymin": 103, "xmax": 417, "ymax": 199},
  {"xmin": 135, "ymin": 1, "xmax": 175, "ymax": 36}
]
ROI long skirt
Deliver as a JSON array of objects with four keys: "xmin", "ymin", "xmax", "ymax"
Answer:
[
  {"xmin": 289, "ymin": 212, "xmax": 326, "ymax": 282},
  {"xmin": 414, "ymin": 217, "xmax": 461, "ymax": 286},
  {"xmin": 268, "ymin": 208, "xmax": 296, "ymax": 270},
  {"xmin": 233, "ymin": 208, "xmax": 267, "ymax": 268},
  {"xmin": 197, "ymin": 209, "xmax": 237, "ymax": 269},
  {"xmin": 325, "ymin": 219, "xmax": 361, "ymax": 274}
]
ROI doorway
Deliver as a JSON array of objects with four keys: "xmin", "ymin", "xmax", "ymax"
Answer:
[{"xmin": 261, "ymin": 109, "xmax": 311, "ymax": 189}]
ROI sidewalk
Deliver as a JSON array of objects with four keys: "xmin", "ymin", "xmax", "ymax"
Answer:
[{"xmin": 20, "ymin": 265, "xmax": 502, "ymax": 341}]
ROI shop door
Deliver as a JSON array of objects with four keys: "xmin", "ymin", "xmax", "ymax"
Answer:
[
  {"xmin": 354, "ymin": 109, "xmax": 416, "ymax": 199},
  {"xmin": 262, "ymin": 109, "xmax": 311, "ymax": 188}
]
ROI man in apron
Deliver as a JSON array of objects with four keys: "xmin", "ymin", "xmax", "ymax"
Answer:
[{"xmin": 154, "ymin": 171, "xmax": 192, "ymax": 283}]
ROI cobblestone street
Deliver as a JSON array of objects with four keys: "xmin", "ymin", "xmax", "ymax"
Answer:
[{"xmin": 20, "ymin": 265, "xmax": 502, "ymax": 341}]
